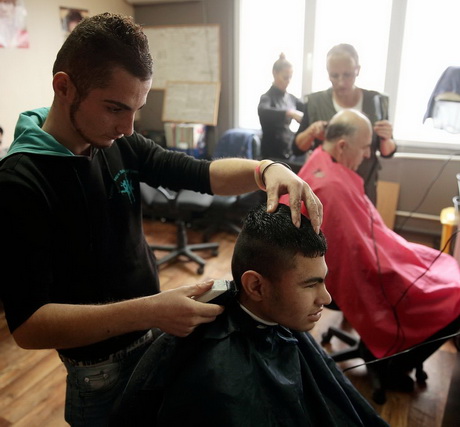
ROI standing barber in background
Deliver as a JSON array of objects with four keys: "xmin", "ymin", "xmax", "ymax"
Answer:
[
  {"xmin": 258, "ymin": 53, "xmax": 304, "ymax": 161},
  {"xmin": 0, "ymin": 13, "xmax": 322, "ymax": 426},
  {"xmin": 293, "ymin": 43, "xmax": 397, "ymax": 204}
]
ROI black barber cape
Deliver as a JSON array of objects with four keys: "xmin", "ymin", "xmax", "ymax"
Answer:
[{"xmin": 111, "ymin": 301, "xmax": 388, "ymax": 427}]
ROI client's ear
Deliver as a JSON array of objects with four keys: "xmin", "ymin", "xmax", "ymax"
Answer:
[{"xmin": 241, "ymin": 270, "xmax": 265, "ymax": 302}]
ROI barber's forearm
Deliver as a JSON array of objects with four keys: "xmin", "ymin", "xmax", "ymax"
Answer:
[
  {"xmin": 294, "ymin": 130, "xmax": 314, "ymax": 152},
  {"xmin": 12, "ymin": 299, "xmax": 152, "ymax": 350},
  {"xmin": 209, "ymin": 158, "xmax": 263, "ymax": 195}
]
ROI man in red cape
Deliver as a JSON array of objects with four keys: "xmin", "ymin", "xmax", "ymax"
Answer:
[{"xmin": 282, "ymin": 109, "xmax": 460, "ymax": 388}]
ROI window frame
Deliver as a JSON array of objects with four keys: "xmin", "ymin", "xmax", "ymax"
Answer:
[{"xmin": 236, "ymin": 0, "xmax": 460, "ymax": 153}]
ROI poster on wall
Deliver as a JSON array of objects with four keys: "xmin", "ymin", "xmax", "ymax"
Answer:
[
  {"xmin": 59, "ymin": 6, "xmax": 88, "ymax": 40},
  {"xmin": 143, "ymin": 25, "xmax": 220, "ymax": 90},
  {"xmin": 0, "ymin": 0, "xmax": 30, "ymax": 48}
]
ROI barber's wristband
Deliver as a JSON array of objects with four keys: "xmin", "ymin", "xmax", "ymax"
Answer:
[
  {"xmin": 261, "ymin": 161, "xmax": 292, "ymax": 187},
  {"xmin": 254, "ymin": 164, "xmax": 266, "ymax": 191}
]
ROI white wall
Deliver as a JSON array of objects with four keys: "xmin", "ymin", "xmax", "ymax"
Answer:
[{"xmin": 0, "ymin": 0, "xmax": 133, "ymax": 148}]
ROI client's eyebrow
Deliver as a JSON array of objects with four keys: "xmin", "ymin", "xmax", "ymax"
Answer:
[
  {"xmin": 304, "ymin": 277, "xmax": 325, "ymax": 285},
  {"xmin": 304, "ymin": 270, "xmax": 328, "ymax": 285}
]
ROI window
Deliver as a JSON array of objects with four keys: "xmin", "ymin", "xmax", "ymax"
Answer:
[
  {"xmin": 395, "ymin": 0, "xmax": 460, "ymax": 145},
  {"xmin": 237, "ymin": 0, "xmax": 460, "ymax": 149},
  {"xmin": 311, "ymin": 0, "xmax": 391, "ymax": 94},
  {"xmin": 237, "ymin": 0, "xmax": 305, "ymax": 130}
]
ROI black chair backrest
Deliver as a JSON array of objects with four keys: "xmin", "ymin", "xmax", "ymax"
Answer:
[{"xmin": 213, "ymin": 128, "xmax": 261, "ymax": 160}]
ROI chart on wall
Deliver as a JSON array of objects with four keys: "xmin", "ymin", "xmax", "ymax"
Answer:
[
  {"xmin": 144, "ymin": 25, "xmax": 220, "ymax": 90},
  {"xmin": 162, "ymin": 81, "xmax": 221, "ymax": 125}
]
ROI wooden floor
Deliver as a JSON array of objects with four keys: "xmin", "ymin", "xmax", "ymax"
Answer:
[{"xmin": 0, "ymin": 219, "xmax": 457, "ymax": 426}]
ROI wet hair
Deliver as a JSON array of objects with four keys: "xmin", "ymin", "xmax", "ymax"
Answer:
[
  {"xmin": 53, "ymin": 12, "xmax": 153, "ymax": 99},
  {"xmin": 272, "ymin": 52, "xmax": 292, "ymax": 74},
  {"xmin": 327, "ymin": 43, "xmax": 359, "ymax": 66},
  {"xmin": 231, "ymin": 204, "xmax": 327, "ymax": 288}
]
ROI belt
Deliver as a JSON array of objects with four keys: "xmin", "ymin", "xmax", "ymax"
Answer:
[{"xmin": 59, "ymin": 329, "xmax": 155, "ymax": 367}]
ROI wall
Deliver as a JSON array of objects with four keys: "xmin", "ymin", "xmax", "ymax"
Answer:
[
  {"xmin": 133, "ymin": 0, "xmax": 234, "ymax": 152},
  {"xmin": 0, "ymin": 0, "xmax": 133, "ymax": 148},
  {"xmin": 380, "ymin": 150, "xmax": 459, "ymax": 237}
]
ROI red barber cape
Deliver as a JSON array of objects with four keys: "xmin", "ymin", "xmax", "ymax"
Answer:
[{"xmin": 282, "ymin": 148, "xmax": 460, "ymax": 358}]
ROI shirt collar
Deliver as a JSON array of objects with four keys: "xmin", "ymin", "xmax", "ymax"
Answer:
[{"xmin": 239, "ymin": 303, "xmax": 278, "ymax": 326}]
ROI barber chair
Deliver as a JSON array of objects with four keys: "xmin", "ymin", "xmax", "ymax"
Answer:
[
  {"xmin": 321, "ymin": 324, "xmax": 388, "ymax": 404},
  {"xmin": 141, "ymin": 183, "xmax": 219, "ymax": 274},
  {"xmin": 321, "ymin": 303, "xmax": 428, "ymax": 405}
]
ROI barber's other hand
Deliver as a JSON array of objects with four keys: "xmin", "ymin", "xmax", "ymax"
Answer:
[
  {"xmin": 148, "ymin": 281, "xmax": 224, "ymax": 337},
  {"xmin": 263, "ymin": 163, "xmax": 323, "ymax": 232},
  {"xmin": 374, "ymin": 120, "xmax": 393, "ymax": 142}
]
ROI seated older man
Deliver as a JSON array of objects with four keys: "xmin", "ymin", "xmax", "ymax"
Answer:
[
  {"xmin": 283, "ymin": 109, "xmax": 460, "ymax": 391},
  {"xmin": 111, "ymin": 204, "xmax": 388, "ymax": 427}
]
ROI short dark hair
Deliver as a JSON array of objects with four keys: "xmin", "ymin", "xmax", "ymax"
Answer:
[
  {"xmin": 231, "ymin": 204, "xmax": 327, "ymax": 287},
  {"xmin": 53, "ymin": 12, "xmax": 153, "ymax": 99}
]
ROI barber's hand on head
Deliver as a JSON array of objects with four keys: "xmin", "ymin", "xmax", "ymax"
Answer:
[
  {"xmin": 150, "ymin": 281, "xmax": 224, "ymax": 337},
  {"xmin": 374, "ymin": 120, "xmax": 393, "ymax": 142},
  {"xmin": 263, "ymin": 163, "xmax": 323, "ymax": 232}
]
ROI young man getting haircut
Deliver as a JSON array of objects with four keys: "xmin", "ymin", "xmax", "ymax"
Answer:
[{"xmin": 112, "ymin": 204, "xmax": 388, "ymax": 426}]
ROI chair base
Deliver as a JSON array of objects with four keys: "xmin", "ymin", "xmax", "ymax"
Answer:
[
  {"xmin": 321, "ymin": 327, "xmax": 361, "ymax": 361},
  {"xmin": 150, "ymin": 220, "xmax": 219, "ymax": 274},
  {"xmin": 321, "ymin": 326, "xmax": 429, "ymax": 405}
]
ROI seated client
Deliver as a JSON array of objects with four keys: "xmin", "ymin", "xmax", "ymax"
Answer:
[
  {"xmin": 283, "ymin": 109, "xmax": 460, "ymax": 389},
  {"xmin": 111, "ymin": 203, "xmax": 388, "ymax": 426}
]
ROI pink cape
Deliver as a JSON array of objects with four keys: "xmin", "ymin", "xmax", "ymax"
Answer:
[{"xmin": 281, "ymin": 148, "xmax": 460, "ymax": 358}]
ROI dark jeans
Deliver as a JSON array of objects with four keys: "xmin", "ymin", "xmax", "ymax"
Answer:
[{"xmin": 61, "ymin": 336, "xmax": 154, "ymax": 426}]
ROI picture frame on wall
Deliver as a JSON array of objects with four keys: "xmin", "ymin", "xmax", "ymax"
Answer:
[{"xmin": 59, "ymin": 6, "xmax": 89, "ymax": 40}]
